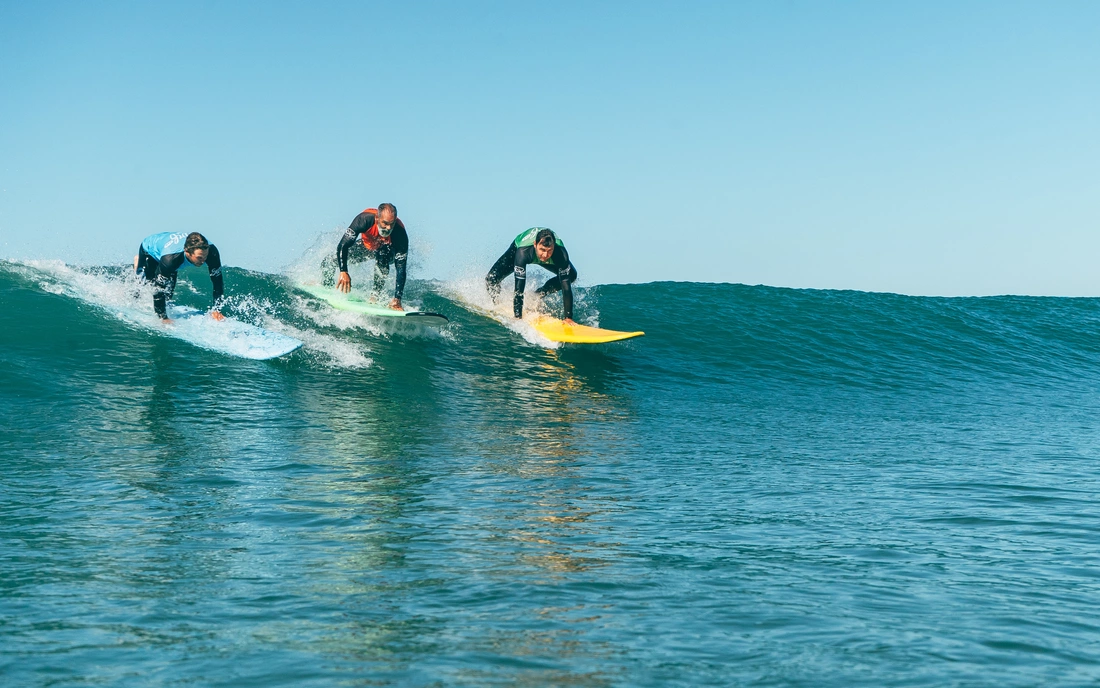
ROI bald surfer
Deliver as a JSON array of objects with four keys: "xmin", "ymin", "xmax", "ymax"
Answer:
[
  {"xmin": 485, "ymin": 227, "xmax": 577, "ymax": 325},
  {"xmin": 134, "ymin": 232, "xmax": 225, "ymax": 323},
  {"xmin": 330, "ymin": 203, "xmax": 408, "ymax": 310}
]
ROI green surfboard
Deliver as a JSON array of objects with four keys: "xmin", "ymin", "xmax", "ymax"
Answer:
[{"xmin": 298, "ymin": 284, "xmax": 449, "ymax": 327}]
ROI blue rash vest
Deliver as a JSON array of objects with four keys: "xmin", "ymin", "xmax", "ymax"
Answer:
[
  {"xmin": 136, "ymin": 233, "xmax": 224, "ymax": 318},
  {"xmin": 142, "ymin": 232, "xmax": 190, "ymax": 260}
]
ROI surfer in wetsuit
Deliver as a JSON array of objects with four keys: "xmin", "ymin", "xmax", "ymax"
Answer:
[
  {"xmin": 134, "ymin": 232, "xmax": 225, "ymax": 323},
  {"xmin": 485, "ymin": 227, "xmax": 577, "ymax": 325},
  {"xmin": 329, "ymin": 203, "xmax": 408, "ymax": 310}
]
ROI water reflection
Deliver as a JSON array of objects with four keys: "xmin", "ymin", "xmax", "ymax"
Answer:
[{"xmin": 3, "ymin": 293, "xmax": 644, "ymax": 682}]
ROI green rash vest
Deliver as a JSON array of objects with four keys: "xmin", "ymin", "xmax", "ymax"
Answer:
[
  {"xmin": 508, "ymin": 228, "xmax": 574, "ymax": 319},
  {"xmin": 514, "ymin": 227, "xmax": 565, "ymax": 265},
  {"xmin": 485, "ymin": 228, "xmax": 577, "ymax": 319}
]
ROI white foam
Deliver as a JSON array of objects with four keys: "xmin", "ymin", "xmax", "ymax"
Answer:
[
  {"xmin": 284, "ymin": 230, "xmax": 342, "ymax": 286},
  {"xmin": 222, "ymin": 292, "xmax": 373, "ymax": 368},
  {"xmin": 22, "ymin": 259, "xmax": 150, "ymax": 314},
  {"xmin": 262, "ymin": 318, "xmax": 372, "ymax": 369},
  {"xmin": 14, "ymin": 260, "xmax": 370, "ymax": 368},
  {"xmin": 440, "ymin": 261, "xmax": 603, "ymax": 347},
  {"xmin": 440, "ymin": 272, "xmax": 560, "ymax": 349},
  {"xmin": 284, "ymin": 230, "xmax": 395, "ymax": 297},
  {"xmin": 284, "ymin": 233, "xmax": 448, "ymax": 340}
]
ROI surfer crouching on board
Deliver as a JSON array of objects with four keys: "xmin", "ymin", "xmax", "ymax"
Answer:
[
  {"xmin": 328, "ymin": 203, "xmax": 408, "ymax": 310},
  {"xmin": 485, "ymin": 227, "xmax": 577, "ymax": 325},
  {"xmin": 134, "ymin": 232, "xmax": 225, "ymax": 323}
]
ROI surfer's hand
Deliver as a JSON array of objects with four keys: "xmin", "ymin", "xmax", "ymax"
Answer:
[
  {"xmin": 563, "ymin": 318, "xmax": 577, "ymax": 326},
  {"xmin": 209, "ymin": 310, "xmax": 226, "ymax": 321},
  {"xmin": 389, "ymin": 298, "xmax": 402, "ymax": 311},
  {"xmin": 336, "ymin": 272, "xmax": 351, "ymax": 293}
]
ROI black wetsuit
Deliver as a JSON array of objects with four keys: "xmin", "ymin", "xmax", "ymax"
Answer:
[
  {"xmin": 485, "ymin": 229, "xmax": 577, "ymax": 320},
  {"xmin": 332, "ymin": 210, "xmax": 409, "ymax": 300},
  {"xmin": 136, "ymin": 233, "xmax": 224, "ymax": 319}
]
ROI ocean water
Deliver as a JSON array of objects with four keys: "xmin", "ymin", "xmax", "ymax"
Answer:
[{"xmin": 3, "ymin": 259, "xmax": 1100, "ymax": 686}]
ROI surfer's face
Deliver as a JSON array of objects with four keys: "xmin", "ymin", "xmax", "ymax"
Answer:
[
  {"xmin": 535, "ymin": 241, "xmax": 554, "ymax": 262},
  {"xmin": 185, "ymin": 249, "xmax": 208, "ymax": 266},
  {"xmin": 376, "ymin": 214, "xmax": 395, "ymax": 237}
]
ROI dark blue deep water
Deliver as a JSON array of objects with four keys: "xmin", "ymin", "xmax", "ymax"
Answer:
[{"xmin": 4, "ymin": 260, "xmax": 1100, "ymax": 686}]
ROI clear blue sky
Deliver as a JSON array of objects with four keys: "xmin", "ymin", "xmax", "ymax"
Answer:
[{"xmin": 1, "ymin": 1, "xmax": 1097, "ymax": 295}]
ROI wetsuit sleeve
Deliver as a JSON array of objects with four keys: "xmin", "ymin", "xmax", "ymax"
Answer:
[
  {"xmin": 392, "ymin": 223, "xmax": 409, "ymax": 300},
  {"xmin": 513, "ymin": 246, "xmax": 531, "ymax": 318},
  {"xmin": 153, "ymin": 253, "xmax": 186, "ymax": 318},
  {"xmin": 206, "ymin": 244, "xmax": 224, "ymax": 308},
  {"xmin": 336, "ymin": 212, "xmax": 375, "ymax": 272},
  {"xmin": 556, "ymin": 247, "xmax": 573, "ymax": 321}
]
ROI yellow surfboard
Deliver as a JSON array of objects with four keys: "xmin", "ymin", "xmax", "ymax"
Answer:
[{"xmin": 531, "ymin": 316, "xmax": 644, "ymax": 344}]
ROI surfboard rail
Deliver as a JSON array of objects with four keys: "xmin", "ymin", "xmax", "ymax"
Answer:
[{"xmin": 531, "ymin": 316, "xmax": 645, "ymax": 344}]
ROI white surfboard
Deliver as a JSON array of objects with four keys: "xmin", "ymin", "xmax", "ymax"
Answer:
[{"xmin": 118, "ymin": 304, "xmax": 303, "ymax": 360}]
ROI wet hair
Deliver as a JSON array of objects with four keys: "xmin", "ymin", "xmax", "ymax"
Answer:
[
  {"xmin": 185, "ymin": 232, "xmax": 210, "ymax": 252},
  {"xmin": 377, "ymin": 202, "xmax": 397, "ymax": 218},
  {"xmin": 534, "ymin": 228, "xmax": 556, "ymax": 247}
]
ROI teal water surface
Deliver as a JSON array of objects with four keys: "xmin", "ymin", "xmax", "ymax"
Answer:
[{"xmin": 3, "ymin": 261, "xmax": 1100, "ymax": 686}]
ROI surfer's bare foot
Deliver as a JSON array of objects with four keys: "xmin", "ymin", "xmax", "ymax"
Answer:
[
  {"xmin": 209, "ymin": 310, "xmax": 226, "ymax": 321},
  {"xmin": 563, "ymin": 318, "xmax": 577, "ymax": 326},
  {"xmin": 389, "ymin": 298, "xmax": 402, "ymax": 311},
  {"xmin": 161, "ymin": 318, "xmax": 174, "ymax": 325}
]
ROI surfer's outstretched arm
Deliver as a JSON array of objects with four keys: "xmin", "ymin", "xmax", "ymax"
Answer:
[
  {"xmin": 335, "ymin": 230, "xmax": 359, "ymax": 293},
  {"xmin": 205, "ymin": 244, "xmax": 225, "ymax": 319},
  {"xmin": 561, "ymin": 274, "xmax": 574, "ymax": 323},
  {"xmin": 513, "ymin": 263, "xmax": 527, "ymax": 318}
]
